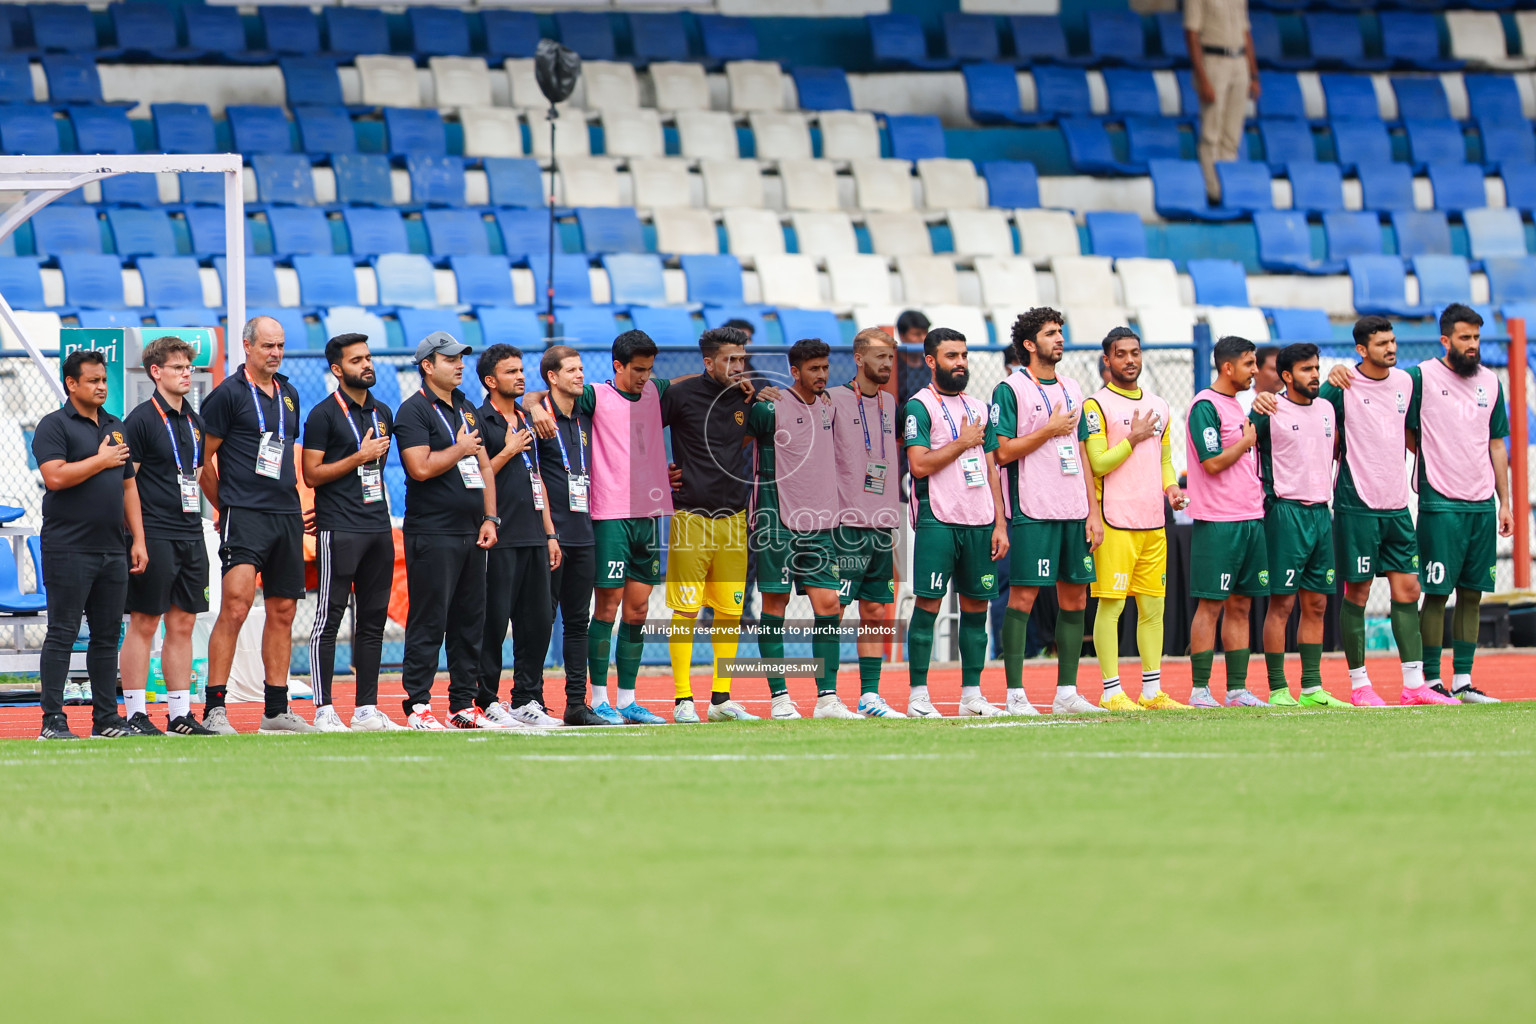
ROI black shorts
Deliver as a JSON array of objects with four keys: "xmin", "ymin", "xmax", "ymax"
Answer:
[
  {"xmin": 218, "ymin": 508, "xmax": 306, "ymax": 599},
  {"xmin": 126, "ymin": 536, "xmax": 210, "ymax": 616}
]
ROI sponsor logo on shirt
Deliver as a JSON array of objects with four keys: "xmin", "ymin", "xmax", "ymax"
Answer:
[
  {"xmin": 1202, "ymin": 426, "xmax": 1220, "ymax": 451},
  {"xmin": 1475, "ymin": 386, "xmax": 1489, "ymax": 408},
  {"xmin": 1085, "ymin": 409, "xmax": 1101, "ymax": 433},
  {"xmin": 990, "ymin": 404, "xmax": 1000, "ymax": 426},
  {"xmin": 904, "ymin": 415, "xmax": 918, "ymax": 440}
]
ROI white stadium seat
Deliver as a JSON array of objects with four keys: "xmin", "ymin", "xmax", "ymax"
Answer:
[
  {"xmin": 322, "ymin": 306, "xmax": 389, "ymax": 343},
  {"xmin": 947, "ymin": 209, "xmax": 1015, "ymax": 257},
  {"xmin": 1064, "ymin": 305, "xmax": 1132, "ymax": 348},
  {"xmin": 649, "ymin": 62, "xmax": 711, "ymax": 112},
  {"xmin": 505, "ymin": 59, "xmax": 554, "ymax": 110},
  {"xmin": 653, "ymin": 208, "xmax": 719, "ymax": 254},
  {"xmin": 865, "ymin": 211, "xmax": 932, "ymax": 256},
  {"xmin": 790, "ymin": 211, "xmax": 858, "ymax": 259},
  {"xmin": 701, "ymin": 159, "xmax": 765, "ymax": 208},
  {"xmin": 676, "ymin": 110, "xmax": 741, "ymax": 161},
  {"xmin": 430, "ymin": 57, "xmax": 492, "ymax": 108},
  {"xmin": 829, "ymin": 254, "xmax": 895, "ymax": 307},
  {"xmin": 727, "ymin": 61, "xmax": 789, "ymax": 112},
  {"xmin": 1017, "ymin": 209, "xmax": 1081, "ymax": 267},
  {"xmin": 601, "ymin": 108, "xmax": 665, "ymax": 160},
  {"xmin": 1445, "ymin": 11, "xmax": 1522, "ymax": 69},
  {"xmin": 1116, "ymin": 257, "xmax": 1182, "ymax": 309},
  {"xmin": 898, "ymin": 255, "xmax": 961, "ymax": 306},
  {"xmin": 922, "ymin": 305, "xmax": 992, "ymax": 349},
  {"xmin": 1135, "ymin": 305, "xmax": 1198, "ymax": 345},
  {"xmin": 356, "ymin": 55, "xmax": 421, "ymax": 108},
  {"xmin": 1051, "ymin": 255, "xmax": 1116, "ymax": 307},
  {"xmin": 850, "ymin": 159, "xmax": 915, "ymax": 213},
  {"xmin": 460, "ymin": 108, "xmax": 524, "ymax": 158},
  {"xmin": 917, "ymin": 158, "xmax": 983, "ymax": 210},
  {"xmin": 529, "ymin": 109, "xmax": 592, "ymax": 158},
  {"xmin": 723, "ymin": 207, "xmax": 787, "ymax": 257},
  {"xmin": 975, "ymin": 257, "xmax": 1042, "ymax": 308},
  {"xmin": 779, "ymin": 159, "xmax": 841, "ymax": 211},
  {"xmin": 630, "ymin": 158, "xmax": 695, "ymax": 209},
  {"xmin": 581, "ymin": 61, "xmax": 641, "ymax": 110},
  {"xmin": 818, "ymin": 111, "xmax": 882, "ymax": 162},
  {"xmin": 1204, "ymin": 306, "xmax": 1272, "ymax": 342},
  {"xmin": 756, "ymin": 253, "xmax": 822, "ymax": 307},
  {"xmin": 558, "ymin": 157, "xmax": 622, "ymax": 206},
  {"xmin": 748, "ymin": 112, "xmax": 814, "ymax": 162}
]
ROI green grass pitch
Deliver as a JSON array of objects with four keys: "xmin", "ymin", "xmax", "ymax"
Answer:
[{"xmin": 3, "ymin": 706, "xmax": 1534, "ymax": 1022}]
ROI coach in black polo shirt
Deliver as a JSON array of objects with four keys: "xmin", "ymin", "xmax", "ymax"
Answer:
[
  {"xmin": 120, "ymin": 335, "xmax": 216, "ymax": 737},
  {"xmin": 200, "ymin": 315, "xmax": 311, "ymax": 735},
  {"xmin": 31, "ymin": 350, "xmax": 147, "ymax": 739},
  {"xmin": 302, "ymin": 333, "xmax": 402, "ymax": 733},
  {"xmin": 395, "ymin": 331, "xmax": 498, "ymax": 730}
]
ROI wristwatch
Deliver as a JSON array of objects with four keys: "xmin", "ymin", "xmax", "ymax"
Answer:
[
  {"xmin": 482, "ymin": 515, "xmax": 501, "ymax": 526},
  {"xmin": 546, "ymin": 532, "xmax": 558, "ymax": 539}
]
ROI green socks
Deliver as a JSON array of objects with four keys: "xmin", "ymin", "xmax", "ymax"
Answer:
[
  {"xmin": 589, "ymin": 618, "xmax": 615, "ymax": 696},
  {"xmin": 759, "ymin": 613, "xmax": 786, "ymax": 696},
  {"xmin": 1055, "ymin": 607, "xmax": 1084, "ymax": 688},
  {"xmin": 1390, "ymin": 600, "xmax": 1423, "ymax": 663},
  {"xmin": 1191, "ymin": 648, "xmax": 1214, "ymax": 689},
  {"xmin": 908, "ymin": 606, "xmax": 936, "ymax": 689},
  {"xmin": 813, "ymin": 614, "xmax": 841, "ymax": 695},
  {"xmin": 1299, "ymin": 642, "xmax": 1322, "ymax": 689},
  {"xmin": 1452, "ymin": 589, "xmax": 1481, "ymax": 675},
  {"xmin": 1340, "ymin": 600, "xmax": 1366, "ymax": 669},
  {"xmin": 1421, "ymin": 593, "xmax": 1448, "ymax": 682},
  {"xmin": 1265, "ymin": 651, "xmax": 1286, "ymax": 690},
  {"xmin": 615, "ymin": 621, "xmax": 645, "ymax": 691},
  {"xmin": 858, "ymin": 655, "xmax": 882, "ymax": 695},
  {"xmin": 1453, "ymin": 640, "xmax": 1476, "ymax": 675},
  {"xmin": 959, "ymin": 610, "xmax": 987, "ymax": 689},
  {"xmin": 1002, "ymin": 607, "xmax": 1029, "ymax": 690},
  {"xmin": 1225, "ymin": 647, "xmax": 1250, "ymax": 691}
]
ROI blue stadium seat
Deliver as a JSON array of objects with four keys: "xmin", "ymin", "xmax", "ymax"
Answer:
[
  {"xmin": 1390, "ymin": 77, "xmax": 1451, "ymax": 123},
  {"xmin": 485, "ymin": 159, "xmax": 545, "ymax": 209},
  {"xmin": 0, "ymin": 107, "xmax": 60, "ymax": 155},
  {"xmin": 1216, "ymin": 163, "xmax": 1274, "ymax": 213},
  {"xmin": 981, "ymin": 161, "xmax": 1039, "ymax": 208},
  {"xmin": 1391, "ymin": 210, "xmax": 1454, "ymax": 258},
  {"xmin": 58, "ymin": 253, "xmax": 125, "ymax": 308},
  {"xmin": 529, "ymin": 254, "xmax": 595, "ymax": 305},
  {"xmin": 1125, "ymin": 117, "xmax": 1182, "ymax": 168},
  {"xmin": 282, "ymin": 59, "xmax": 345, "ymax": 111},
  {"xmin": 396, "ymin": 309, "xmax": 465, "ymax": 343},
  {"xmin": 1088, "ymin": 10, "xmax": 1170, "ymax": 68},
  {"xmin": 629, "ymin": 12, "xmax": 689, "ymax": 65},
  {"xmin": 1321, "ymin": 74, "xmax": 1381, "ymax": 120},
  {"xmin": 30, "ymin": 4, "xmax": 103, "ymax": 53},
  {"xmin": 1479, "ymin": 119, "xmax": 1536, "ymax": 170},
  {"xmin": 251, "ymin": 154, "xmax": 316, "ymax": 206},
  {"xmin": 187, "ymin": 208, "xmax": 242, "ymax": 256},
  {"xmin": 152, "ymin": 104, "xmax": 216, "ymax": 155},
  {"xmin": 576, "ymin": 208, "xmax": 645, "ymax": 254},
  {"xmin": 1153, "ymin": 12, "xmax": 1189, "ymax": 65},
  {"xmin": 267, "ymin": 207, "xmax": 334, "ymax": 256},
  {"xmin": 1412, "ymin": 255, "xmax": 1473, "ymax": 308},
  {"xmin": 1103, "ymin": 68, "xmax": 1161, "ymax": 118},
  {"xmin": 137, "ymin": 257, "xmax": 205, "ymax": 308},
  {"xmin": 1260, "ymin": 119, "xmax": 1316, "ymax": 171},
  {"xmin": 1085, "ymin": 211, "xmax": 1147, "ymax": 259},
  {"xmin": 1255, "ymin": 210, "xmax": 1343, "ymax": 273},
  {"xmin": 681, "ymin": 254, "xmax": 744, "ymax": 306},
  {"xmin": 153, "ymin": 308, "xmax": 219, "ymax": 329},
  {"xmin": 423, "ymin": 209, "xmax": 490, "ymax": 257},
  {"xmin": 1465, "ymin": 207, "xmax": 1526, "ymax": 260},
  {"xmin": 215, "ymin": 256, "xmax": 281, "ymax": 308},
  {"xmin": 701, "ymin": 305, "xmax": 768, "ymax": 339},
  {"xmin": 259, "ymin": 6, "xmax": 321, "ymax": 55},
  {"xmin": 106, "ymin": 208, "xmax": 176, "ymax": 257},
  {"xmin": 1485, "ymin": 257, "xmax": 1536, "ymax": 310},
  {"xmin": 627, "ymin": 307, "xmax": 696, "ymax": 343},
  {"xmin": 1187, "ymin": 259, "xmax": 1249, "ymax": 305},
  {"xmin": 483, "ymin": 11, "xmax": 539, "ymax": 60},
  {"xmin": 407, "ymin": 154, "xmax": 464, "ymax": 206},
  {"xmin": 451, "ymin": 255, "xmax": 514, "ymax": 307},
  {"xmin": 1330, "ymin": 119, "xmax": 1392, "ymax": 173},
  {"xmin": 101, "ymin": 174, "xmax": 160, "ymax": 207},
  {"xmin": 0, "ymin": 54, "xmax": 32, "ymax": 104},
  {"xmin": 886, "ymin": 115, "xmax": 945, "ymax": 161},
  {"xmin": 1427, "ymin": 163, "xmax": 1487, "ymax": 213},
  {"xmin": 385, "ymin": 109, "xmax": 446, "ymax": 155},
  {"xmin": 1008, "ymin": 16, "xmax": 1086, "ymax": 66},
  {"xmin": 228, "ymin": 106, "xmax": 292, "ymax": 154},
  {"xmin": 553, "ymin": 306, "xmax": 620, "ymax": 346},
  {"xmin": 0, "ymin": 257, "xmax": 47, "ymax": 310},
  {"xmin": 1249, "ymin": 12, "xmax": 1308, "ymax": 71},
  {"xmin": 1359, "ymin": 162, "xmax": 1416, "ymax": 212},
  {"xmin": 184, "ymin": 6, "xmax": 258, "ymax": 60},
  {"xmin": 180, "ymin": 172, "xmax": 226, "ymax": 205},
  {"xmin": 868, "ymin": 13, "xmax": 953, "ymax": 70},
  {"xmin": 409, "ymin": 8, "xmax": 470, "ymax": 58},
  {"xmin": 697, "ymin": 15, "xmax": 758, "ymax": 62},
  {"xmin": 790, "ymin": 67, "xmax": 852, "ymax": 112},
  {"xmin": 495, "ymin": 209, "xmax": 553, "ymax": 257},
  {"xmin": 475, "ymin": 307, "xmax": 544, "ymax": 348},
  {"xmin": 1379, "ymin": 12, "xmax": 1460, "ymax": 71},
  {"xmin": 776, "ymin": 308, "xmax": 842, "ymax": 345},
  {"xmin": 1405, "ymin": 120, "xmax": 1467, "ymax": 171},
  {"xmin": 1504, "ymin": 163, "xmax": 1536, "ymax": 214},
  {"xmin": 944, "ymin": 12, "xmax": 1000, "ymax": 63},
  {"xmin": 41, "ymin": 55, "xmax": 109, "ymax": 106},
  {"xmin": 962, "ymin": 63, "xmax": 1033, "ymax": 125},
  {"xmin": 112, "ymin": 2, "xmax": 195, "ymax": 59},
  {"xmin": 1033, "ymin": 65, "xmax": 1092, "ymax": 119},
  {"xmin": 68, "ymin": 106, "xmax": 134, "ymax": 154},
  {"xmin": 341, "ymin": 208, "xmax": 408, "ymax": 255},
  {"xmin": 1269, "ymin": 307, "xmax": 1333, "ymax": 341},
  {"xmin": 1466, "ymin": 75, "xmax": 1524, "ymax": 126},
  {"xmin": 76, "ymin": 310, "xmax": 145, "ymax": 329},
  {"xmin": 1149, "ymin": 160, "xmax": 1244, "ymax": 220},
  {"xmin": 321, "ymin": 8, "xmax": 388, "ymax": 58},
  {"xmin": 1256, "ymin": 72, "xmax": 1307, "ymax": 121},
  {"xmin": 601, "ymin": 254, "xmax": 667, "ymax": 306},
  {"xmin": 555, "ymin": 12, "xmax": 615, "ymax": 62},
  {"xmin": 332, "ymin": 154, "xmax": 393, "ymax": 206},
  {"xmin": 1305, "ymin": 14, "xmax": 1389, "ymax": 71},
  {"xmin": 1060, "ymin": 118, "xmax": 1139, "ymax": 175},
  {"xmin": 295, "ymin": 106, "xmax": 356, "ymax": 155},
  {"xmin": 1348, "ymin": 255, "xmax": 1432, "ymax": 317},
  {"xmin": 247, "ymin": 306, "xmax": 305, "ymax": 343},
  {"xmin": 1323, "ymin": 211, "xmax": 1383, "ymax": 261},
  {"xmin": 292, "ymin": 255, "xmax": 357, "ymax": 307}
]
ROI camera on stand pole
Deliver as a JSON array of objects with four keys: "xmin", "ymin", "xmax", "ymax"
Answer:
[{"xmin": 534, "ymin": 40, "xmax": 581, "ymax": 342}]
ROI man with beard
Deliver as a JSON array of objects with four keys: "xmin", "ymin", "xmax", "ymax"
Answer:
[
  {"xmin": 829, "ymin": 328, "xmax": 905, "ymax": 718},
  {"xmin": 1407, "ymin": 304, "xmax": 1512, "ymax": 703},
  {"xmin": 301, "ymin": 333, "xmax": 404, "ymax": 730},
  {"xmin": 903, "ymin": 327, "xmax": 1010, "ymax": 718},
  {"xmin": 1251, "ymin": 344, "xmax": 1351, "ymax": 708},
  {"xmin": 1083, "ymin": 327, "xmax": 1189, "ymax": 711},
  {"xmin": 1320, "ymin": 317, "xmax": 1431, "ymax": 706},
  {"xmin": 993, "ymin": 307, "xmax": 1104, "ymax": 715}
]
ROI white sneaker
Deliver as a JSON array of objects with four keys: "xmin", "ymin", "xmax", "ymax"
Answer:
[
  {"xmin": 770, "ymin": 694, "xmax": 802, "ymax": 720},
  {"xmin": 1051, "ymin": 691, "xmax": 1107, "ymax": 714},
  {"xmin": 480, "ymin": 702, "xmax": 529, "ymax": 729},
  {"xmin": 407, "ymin": 703, "xmax": 446, "ymax": 731},
  {"xmin": 350, "ymin": 705, "xmax": 407, "ymax": 731},
  {"xmin": 313, "ymin": 705, "xmax": 350, "ymax": 733},
  {"xmin": 906, "ymin": 696, "xmax": 944, "ymax": 718},
  {"xmin": 958, "ymin": 693, "xmax": 1005, "ymax": 717},
  {"xmin": 706, "ymin": 699, "xmax": 759, "ymax": 721},
  {"xmin": 1004, "ymin": 690, "xmax": 1041, "ymax": 716},
  {"xmin": 1455, "ymin": 685, "xmax": 1501, "ymax": 704},
  {"xmin": 509, "ymin": 700, "xmax": 563, "ymax": 727},
  {"xmin": 813, "ymin": 694, "xmax": 860, "ymax": 719},
  {"xmin": 857, "ymin": 694, "xmax": 905, "ymax": 718}
]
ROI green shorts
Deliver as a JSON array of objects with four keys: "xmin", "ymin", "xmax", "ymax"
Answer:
[
  {"xmin": 1189, "ymin": 519, "xmax": 1269, "ymax": 599},
  {"xmin": 1417, "ymin": 507, "xmax": 1498, "ymax": 595},
  {"xmin": 1334, "ymin": 508, "xmax": 1418, "ymax": 582},
  {"xmin": 912, "ymin": 522, "xmax": 1001, "ymax": 600},
  {"xmin": 593, "ymin": 516, "xmax": 663, "ymax": 587},
  {"xmin": 1006, "ymin": 516, "xmax": 1096, "ymax": 587},
  {"xmin": 833, "ymin": 526, "xmax": 896, "ymax": 605},
  {"xmin": 753, "ymin": 514, "xmax": 840, "ymax": 594},
  {"xmin": 1265, "ymin": 501, "xmax": 1335, "ymax": 595}
]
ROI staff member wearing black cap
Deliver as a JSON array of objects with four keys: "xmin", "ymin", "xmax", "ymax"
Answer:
[
  {"xmin": 302, "ymin": 333, "xmax": 404, "ymax": 733},
  {"xmin": 394, "ymin": 332, "xmax": 499, "ymax": 730},
  {"xmin": 32, "ymin": 349, "xmax": 147, "ymax": 740},
  {"xmin": 537, "ymin": 345, "xmax": 609, "ymax": 726},
  {"xmin": 199, "ymin": 315, "xmax": 311, "ymax": 734},
  {"xmin": 475, "ymin": 344, "xmax": 562, "ymax": 728},
  {"xmin": 119, "ymin": 336, "xmax": 216, "ymax": 736}
]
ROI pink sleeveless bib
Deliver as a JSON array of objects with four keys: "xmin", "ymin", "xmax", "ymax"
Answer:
[
  {"xmin": 1341, "ymin": 366, "xmax": 1412, "ymax": 510},
  {"xmin": 910, "ymin": 387, "xmax": 994, "ymax": 527},
  {"xmin": 590, "ymin": 380, "xmax": 673, "ymax": 521},
  {"xmin": 1090, "ymin": 386, "xmax": 1170, "ymax": 530},
  {"xmin": 1185, "ymin": 388, "xmax": 1264, "ymax": 522},
  {"xmin": 1269, "ymin": 395, "xmax": 1334, "ymax": 503},
  {"xmin": 1416, "ymin": 358, "xmax": 1498, "ymax": 502},
  {"xmin": 1000, "ymin": 368, "xmax": 1090, "ymax": 521},
  {"xmin": 772, "ymin": 393, "xmax": 840, "ymax": 532},
  {"xmin": 829, "ymin": 383, "xmax": 900, "ymax": 530}
]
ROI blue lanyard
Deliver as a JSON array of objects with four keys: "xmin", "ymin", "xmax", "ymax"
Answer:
[
  {"xmin": 1020, "ymin": 367, "xmax": 1071, "ymax": 415},
  {"xmin": 334, "ymin": 391, "xmax": 381, "ymax": 457},
  {"xmin": 930, "ymin": 386, "xmax": 974, "ymax": 443},
  {"xmin": 511, "ymin": 406, "xmax": 539, "ymax": 473},
  {"xmin": 154, "ymin": 394, "xmax": 198, "ymax": 476},
  {"xmin": 423, "ymin": 389, "xmax": 461, "ymax": 442},
  {"xmin": 853, "ymin": 384, "xmax": 885, "ymax": 459},
  {"xmin": 245, "ymin": 369, "xmax": 284, "ymax": 442},
  {"xmin": 543, "ymin": 395, "xmax": 586, "ymax": 475}
]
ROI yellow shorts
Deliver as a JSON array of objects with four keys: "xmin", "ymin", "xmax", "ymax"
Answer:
[
  {"xmin": 1090, "ymin": 525, "xmax": 1167, "ymax": 599},
  {"xmin": 665, "ymin": 510, "xmax": 748, "ymax": 615}
]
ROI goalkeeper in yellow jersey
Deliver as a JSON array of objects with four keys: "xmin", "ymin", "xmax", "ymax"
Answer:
[{"xmin": 1083, "ymin": 328, "xmax": 1190, "ymax": 710}]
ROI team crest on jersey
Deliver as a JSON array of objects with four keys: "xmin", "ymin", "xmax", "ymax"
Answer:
[
  {"xmin": 980, "ymin": 573, "xmax": 995, "ymax": 590},
  {"xmin": 1412, "ymin": 554, "xmax": 1420, "ymax": 569},
  {"xmin": 733, "ymin": 591, "xmax": 743, "ymax": 603},
  {"xmin": 888, "ymin": 580, "xmax": 896, "ymax": 594},
  {"xmin": 1326, "ymin": 569, "xmax": 1336, "ymax": 585},
  {"xmin": 652, "ymin": 560, "xmax": 660, "ymax": 574},
  {"xmin": 1085, "ymin": 409, "xmax": 1101, "ymax": 433},
  {"xmin": 735, "ymin": 410, "xmax": 745, "ymax": 425},
  {"xmin": 1395, "ymin": 391, "xmax": 1406, "ymax": 413},
  {"xmin": 1258, "ymin": 570, "xmax": 1270, "ymax": 587},
  {"xmin": 283, "ymin": 396, "xmax": 295, "ymax": 411},
  {"xmin": 111, "ymin": 430, "xmax": 123, "ymax": 444},
  {"xmin": 1476, "ymin": 386, "xmax": 1489, "ymax": 408},
  {"xmin": 1082, "ymin": 556, "xmax": 1093, "ymax": 573},
  {"xmin": 904, "ymin": 415, "xmax": 918, "ymax": 440},
  {"xmin": 1202, "ymin": 426, "xmax": 1220, "ymax": 451},
  {"xmin": 990, "ymin": 404, "xmax": 1000, "ymax": 425},
  {"xmin": 1491, "ymin": 565, "xmax": 1498, "ymax": 581},
  {"xmin": 464, "ymin": 411, "xmax": 476, "ymax": 427}
]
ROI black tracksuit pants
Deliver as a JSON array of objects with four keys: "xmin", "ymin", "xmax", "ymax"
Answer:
[
  {"xmin": 308, "ymin": 530, "xmax": 394, "ymax": 707},
  {"xmin": 478, "ymin": 544, "xmax": 553, "ymax": 710},
  {"xmin": 549, "ymin": 543, "xmax": 595, "ymax": 707},
  {"xmin": 40, "ymin": 548, "xmax": 127, "ymax": 724},
  {"xmin": 401, "ymin": 532, "xmax": 486, "ymax": 716}
]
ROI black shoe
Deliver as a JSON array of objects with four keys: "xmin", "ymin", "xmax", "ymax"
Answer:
[
  {"xmin": 563, "ymin": 703, "xmax": 611, "ymax": 726},
  {"xmin": 126, "ymin": 711, "xmax": 164, "ymax": 737},
  {"xmin": 91, "ymin": 714, "xmax": 137, "ymax": 738},
  {"xmin": 166, "ymin": 714, "xmax": 217, "ymax": 736},
  {"xmin": 38, "ymin": 713, "xmax": 79, "ymax": 741},
  {"xmin": 1430, "ymin": 683, "xmax": 1455, "ymax": 699}
]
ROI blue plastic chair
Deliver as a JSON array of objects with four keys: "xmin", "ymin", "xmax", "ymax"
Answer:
[
  {"xmin": 1060, "ymin": 118, "xmax": 1138, "ymax": 175},
  {"xmin": 101, "ymin": 173, "xmax": 159, "ymax": 207},
  {"xmin": 962, "ymin": 63, "xmax": 1032, "ymax": 125},
  {"xmin": 1260, "ymin": 119, "xmax": 1316, "ymax": 171},
  {"xmin": 629, "ymin": 12, "xmax": 689, "ymax": 65},
  {"xmin": 41, "ymin": 55, "xmax": 110, "ymax": 106},
  {"xmin": 58, "ymin": 253, "xmax": 126, "ymax": 308},
  {"xmin": 409, "ymin": 8, "xmax": 470, "ymax": 58},
  {"xmin": 776, "ymin": 308, "xmax": 841, "ymax": 345},
  {"xmin": 483, "ymin": 11, "xmax": 539, "ymax": 60},
  {"xmin": 404, "ymin": 154, "xmax": 462, "ymax": 207},
  {"xmin": 1379, "ymin": 12, "xmax": 1461, "ymax": 71},
  {"xmin": 32, "ymin": 206, "xmax": 101, "ymax": 254},
  {"xmin": 247, "ymin": 307, "xmax": 310, "ymax": 349},
  {"xmin": 1153, "ymin": 12, "xmax": 1189, "ymax": 64},
  {"xmin": 944, "ymin": 13, "xmax": 1000, "ymax": 63},
  {"xmin": 1033, "ymin": 65, "xmax": 1092, "ymax": 119},
  {"xmin": 1390, "ymin": 210, "xmax": 1453, "ymax": 258},
  {"xmin": 295, "ymin": 106, "xmax": 355, "ymax": 155},
  {"xmin": 701, "ymin": 305, "xmax": 768, "ymax": 339},
  {"xmin": 251, "ymin": 154, "xmax": 316, "ymax": 206},
  {"xmin": 0, "ymin": 540, "xmax": 47, "ymax": 613},
  {"xmin": 1103, "ymin": 68, "xmax": 1161, "ymax": 118},
  {"xmin": 112, "ymin": 2, "xmax": 194, "ymax": 59},
  {"xmin": 495, "ymin": 209, "xmax": 554, "ymax": 257},
  {"xmin": 1348, "ymin": 255, "xmax": 1432, "ymax": 317},
  {"xmin": 1359, "ymin": 163, "xmax": 1416, "ymax": 212},
  {"xmin": 555, "ymin": 12, "xmax": 615, "ymax": 62},
  {"xmin": 1126, "ymin": 117, "xmax": 1182, "ymax": 168},
  {"xmin": 1504, "ymin": 163, "xmax": 1536, "ymax": 213},
  {"xmin": 185, "ymin": 5, "xmax": 258, "ymax": 60},
  {"xmin": 474, "ymin": 307, "xmax": 544, "ymax": 349},
  {"xmin": 259, "ymin": 6, "xmax": 322, "ymax": 55},
  {"xmin": 1008, "ymin": 16, "xmax": 1084, "ymax": 66},
  {"xmin": 790, "ymin": 67, "xmax": 851, "ymax": 112},
  {"xmin": 1249, "ymin": 12, "xmax": 1307, "ymax": 71},
  {"xmin": 396, "ymin": 309, "xmax": 465, "ymax": 344},
  {"xmin": 423, "ymin": 209, "xmax": 490, "ymax": 257},
  {"xmin": 681, "ymin": 254, "xmax": 744, "ymax": 306},
  {"xmin": 1269, "ymin": 307, "xmax": 1334, "ymax": 341},
  {"xmin": 576, "ymin": 208, "xmax": 645, "ymax": 254},
  {"xmin": 1427, "ymin": 163, "xmax": 1488, "ymax": 213},
  {"xmin": 1321, "ymin": 74, "xmax": 1381, "ymax": 120},
  {"xmin": 137, "ymin": 257, "xmax": 205, "ymax": 308},
  {"xmin": 1186, "ymin": 258, "xmax": 1250, "ymax": 306},
  {"xmin": 1485, "ymin": 257, "xmax": 1536, "ymax": 309},
  {"xmin": 340, "ymin": 208, "xmax": 408, "ymax": 255},
  {"xmin": 291, "ymin": 255, "xmax": 358, "ymax": 307},
  {"xmin": 1149, "ymin": 160, "xmax": 1244, "ymax": 220},
  {"xmin": 1086, "ymin": 211, "xmax": 1147, "ymax": 259},
  {"xmin": 1466, "ymin": 75, "xmax": 1524, "ymax": 126},
  {"xmin": 1255, "ymin": 72, "xmax": 1307, "ymax": 123},
  {"xmin": 1216, "ymin": 163, "xmax": 1274, "ymax": 213},
  {"xmin": 451, "ymin": 255, "xmax": 514, "ymax": 307},
  {"xmin": 1087, "ymin": 10, "xmax": 1170, "ymax": 68},
  {"xmin": 385, "ymin": 109, "xmax": 446, "ymax": 155},
  {"xmin": 553, "ymin": 306, "xmax": 621, "ymax": 347},
  {"xmin": 266, "ymin": 207, "xmax": 333, "ymax": 256},
  {"xmin": 1255, "ymin": 211, "xmax": 1343, "ymax": 273},
  {"xmin": 189, "ymin": 210, "xmax": 241, "ymax": 257},
  {"xmin": 0, "ymin": 256, "xmax": 47, "ymax": 309},
  {"xmin": 1330, "ymin": 119, "xmax": 1392, "ymax": 173},
  {"xmin": 1412, "ymin": 255, "xmax": 1473, "ymax": 308},
  {"xmin": 485, "ymin": 159, "xmax": 544, "ymax": 209},
  {"xmin": 980, "ymin": 161, "xmax": 1039, "ymax": 208},
  {"xmin": 1404, "ymin": 120, "xmax": 1467, "ymax": 171},
  {"xmin": 180, "ymin": 167, "xmax": 230, "ymax": 205},
  {"xmin": 0, "ymin": 54, "xmax": 32, "ymax": 104},
  {"xmin": 1464, "ymin": 207, "xmax": 1526, "ymax": 261},
  {"xmin": 1390, "ymin": 77, "xmax": 1451, "ymax": 123},
  {"xmin": 321, "ymin": 8, "xmax": 388, "ymax": 58},
  {"xmin": 529, "ymin": 254, "xmax": 595, "ymax": 306},
  {"xmin": 1305, "ymin": 14, "xmax": 1389, "ymax": 71},
  {"xmin": 152, "ymin": 104, "xmax": 216, "ymax": 154},
  {"xmin": 1323, "ymin": 211, "xmax": 1384, "ymax": 261},
  {"xmin": 30, "ymin": 4, "xmax": 102, "ymax": 53},
  {"xmin": 1479, "ymin": 119, "xmax": 1536, "ymax": 170},
  {"xmin": 627, "ymin": 307, "xmax": 696, "ymax": 343},
  {"xmin": 106, "ymin": 208, "xmax": 176, "ymax": 257},
  {"xmin": 697, "ymin": 15, "xmax": 758, "ymax": 63},
  {"xmin": 154, "ymin": 308, "xmax": 220, "ymax": 328},
  {"xmin": 0, "ymin": 107, "xmax": 60, "ymax": 155},
  {"xmin": 868, "ymin": 14, "xmax": 953, "ymax": 70},
  {"xmin": 228, "ymin": 105, "xmax": 293, "ymax": 154},
  {"xmin": 282, "ymin": 59, "xmax": 345, "ymax": 110},
  {"xmin": 601, "ymin": 254, "xmax": 667, "ymax": 306},
  {"xmin": 215, "ymin": 256, "xmax": 281, "ymax": 308},
  {"xmin": 887, "ymin": 115, "xmax": 945, "ymax": 161},
  {"xmin": 332, "ymin": 154, "xmax": 392, "ymax": 206}
]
